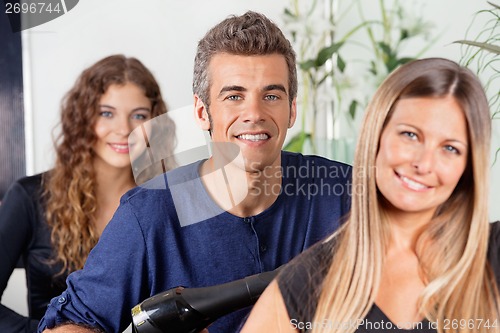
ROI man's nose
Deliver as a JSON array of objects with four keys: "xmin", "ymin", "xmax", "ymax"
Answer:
[{"xmin": 241, "ymin": 98, "xmax": 265, "ymax": 123}]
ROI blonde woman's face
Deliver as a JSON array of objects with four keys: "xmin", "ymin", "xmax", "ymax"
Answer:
[
  {"xmin": 375, "ymin": 96, "xmax": 468, "ymax": 221},
  {"xmin": 93, "ymin": 82, "xmax": 152, "ymax": 170}
]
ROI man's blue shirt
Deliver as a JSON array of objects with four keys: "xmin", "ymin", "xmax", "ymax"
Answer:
[{"xmin": 38, "ymin": 151, "xmax": 351, "ymax": 333}]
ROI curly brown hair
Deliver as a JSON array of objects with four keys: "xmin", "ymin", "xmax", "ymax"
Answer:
[{"xmin": 43, "ymin": 54, "xmax": 173, "ymax": 275}]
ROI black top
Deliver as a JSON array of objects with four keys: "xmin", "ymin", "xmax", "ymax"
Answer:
[
  {"xmin": 0, "ymin": 173, "xmax": 66, "ymax": 333},
  {"xmin": 278, "ymin": 222, "xmax": 500, "ymax": 333}
]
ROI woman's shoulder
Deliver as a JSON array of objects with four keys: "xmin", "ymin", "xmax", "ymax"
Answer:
[
  {"xmin": 489, "ymin": 221, "xmax": 500, "ymax": 252},
  {"xmin": 489, "ymin": 221, "xmax": 500, "ymax": 245},
  {"xmin": 279, "ymin": 237, "xmax": 335, "ymax": 282},
  {"xmin": 276, "ymin": 237, "xmax": 336, "ymax": 328},
  {"xmin": 277, "ymin": 238, "xmax": 333, "ymax": 294},
  {"xmin": 487, "ymin": 221, "xmax": 500, "ymax": 286},
  {"xmin": 3, "ymin": 172, "xmax": 46, "ymax": 202},
  {"xmin": 15, "ymin": 172, "xmax": 45, "ymax": 189}
]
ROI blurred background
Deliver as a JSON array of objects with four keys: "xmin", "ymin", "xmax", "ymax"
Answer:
[{"xmin": 1, "ymin": 0, "xmax": 499, "ymax": 329}]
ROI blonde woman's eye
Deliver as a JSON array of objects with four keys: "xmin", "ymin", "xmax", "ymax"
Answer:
[
  {"xmin": 401, "ymin": 131, "xmax": 417, "ymax": 140},
  {"xmin": 444, "ymin": 145, "xmax": 460, "ymax": 155}
]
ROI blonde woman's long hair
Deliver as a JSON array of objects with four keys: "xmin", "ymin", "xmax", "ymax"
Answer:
[
  {"xmin": 43, "ymin": 55, "xmax": 175, "ymax": 275},
  {"xmin": 312, "ymin": 58, "xmax": 498, "ymax": 333}
]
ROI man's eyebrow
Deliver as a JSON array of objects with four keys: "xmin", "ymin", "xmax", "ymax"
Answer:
[
  {"xmin": 263, "ymin": 84, "xmax": 287, "ymax": 94},
  {"xmin": 218, "ymin": 85, "xmax": 246, "ymax": 98},
  {"xmin": 218, "ymin": 84, "xmax": 288, "ymax": 97}
]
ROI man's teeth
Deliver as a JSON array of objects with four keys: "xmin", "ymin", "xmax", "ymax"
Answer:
[
  {"xmin": 400, "ymin": 175, "xmax": 428, "ymax": 190},
  {"xmin": 237, "ymin": 134, "xmax": 269, "ymax": 141}
]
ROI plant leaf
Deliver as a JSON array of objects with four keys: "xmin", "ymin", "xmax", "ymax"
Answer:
[
  {"xmin": 386, "ymin": 56, "xmax": 399, "ymax": 73},
  {"xmin": 283, "ymin": 132, "xmax": 310, "ymax": 153},
  {"xmin": 337, "ymin": 54, "xmax": 346, "ymax": 72},
  {"xmin": 348, "ymin": 100, "xmax": 358, "ymax": 120},
  {"xmin": 400, "ymin": 29, "xmax": 409, "ymax": 41},
  {"xmin": 398, "ymin": 57, "xmax": 415, "ymax": 65},
  {"xmin": 299, "ymin": 59, "xmax": 317, "ymax": 71},
  {"xmin": 378, "ymin": 42, "xmax": 394, "ymax": 57},
  {"xmin": 283, "ymin": 8, "xmax": 295, "ymax": 17},
  {"xmin": 369, "ymin": 60, "xmax": 377, "ymax": 75},
  {"xmin": 317, "ymin": 71, "xmax": 332, "ymax": 86},
  {"xmin": 315, "ymin": 42, "xmax": 344, "ymax": 67},
  {"xmin": 454, "ymin": 40, "xmax": 500, "ymax": 55},
  {"xmin": 487, "ymin": 1, "xmax": 500, "ymax": 10},
  {"xmin": 494, "ymin": 147, "xmax": 500, "ymax": 165}
]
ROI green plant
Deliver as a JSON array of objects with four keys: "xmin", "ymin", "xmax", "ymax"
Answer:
[
  {"xmin": 283, "ymin": 0, "xmax": 436, "ymax": 159},
  {"xmin": 282, "ymin": 0, "xmax": 360, "ymax": 154},
  {"xmin": 358, "ymin": 0, "xmax": 437, "ymax": 85},
  {"xmin": 455, "ymin": 1, "xmax": 499, "ymax": 163}
]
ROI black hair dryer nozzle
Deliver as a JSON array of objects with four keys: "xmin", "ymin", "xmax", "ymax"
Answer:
[{"xmin": 131, "ymin": 269, "xmax": 279, "ymax": 333}]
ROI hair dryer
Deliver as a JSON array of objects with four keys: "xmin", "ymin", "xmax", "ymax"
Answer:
[{"xmin": 131, "ymin": 269, "xmax": 279, "ymax": 333}]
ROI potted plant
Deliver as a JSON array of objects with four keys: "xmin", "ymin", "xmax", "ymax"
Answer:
[{"xmin": 455, "ymin": 1, "xmax": 499, "ymax": 162}]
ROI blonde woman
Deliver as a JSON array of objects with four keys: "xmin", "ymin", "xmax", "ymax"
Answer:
[
  {"xmin": 0, "ymin": 55, "xmax": 175, "ymax": 333},
  {"xmin": 241, "ymin": 58, "xmax": 499, "ymax": 333}
]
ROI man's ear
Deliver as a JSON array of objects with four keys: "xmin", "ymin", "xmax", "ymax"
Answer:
[
  {"xmin": 288, "ymin": 98, "xmax": 297, "ymax": 128},
  {"xmin": 194, "ymin": 95, "xmax": 211, "ymax": 131}
]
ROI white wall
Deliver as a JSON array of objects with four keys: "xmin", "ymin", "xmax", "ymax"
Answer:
[
  {"xmin": 22, "ymin": 0, "xmax": 500, "ymax": 220},
  {"xmin": 23, "ymin": 0, "xmax": 288, "ymax": 174},
  {"xmin": 3, "ymin": 0, "xmax": 499, "ymax": 328}
]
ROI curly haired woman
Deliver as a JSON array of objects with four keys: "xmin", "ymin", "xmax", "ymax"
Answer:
[{"xmin": 0, "ymin": 54, "xmax": 175, "ymax": 332}]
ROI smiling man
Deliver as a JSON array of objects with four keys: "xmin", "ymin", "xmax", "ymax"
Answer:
[
  {"xmin": 195, "ymin": 52, "xmax": 297, "ymax": 218},
  {"xmin": 39, "ymin": 11, "xmax": 352, "ymax": 333}
]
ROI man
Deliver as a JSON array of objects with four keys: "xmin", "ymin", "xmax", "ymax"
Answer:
[{"xmin": 39, "ymin": 11, "xmax": 351, "ymax": 333}]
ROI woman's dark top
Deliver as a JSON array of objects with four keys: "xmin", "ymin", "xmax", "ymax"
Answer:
[
  {"xmin": 278, "ymin": 221, "xmax": 500, "ymax": 333},
  {"xmin": 0, "ymin": 173, "xmax": 66, "ymax": 333}
]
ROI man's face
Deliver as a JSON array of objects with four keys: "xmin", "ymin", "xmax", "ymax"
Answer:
[{"xmin": 195, "ymin": 53, "xmax": 296, "ymax": 173}]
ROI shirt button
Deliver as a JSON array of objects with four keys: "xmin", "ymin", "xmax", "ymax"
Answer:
[
  {"xmin": 260, "ymin": 245, "xmax": 267, "ymax": 252},
  {"xmin": 58, "ymin": 297, "xmax": 66, "ymax": 303}
]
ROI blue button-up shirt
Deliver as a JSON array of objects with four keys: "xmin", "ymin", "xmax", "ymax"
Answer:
[{"xmin": 38, "ymin": 151, "xmax": 352, "ymax": 333}]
